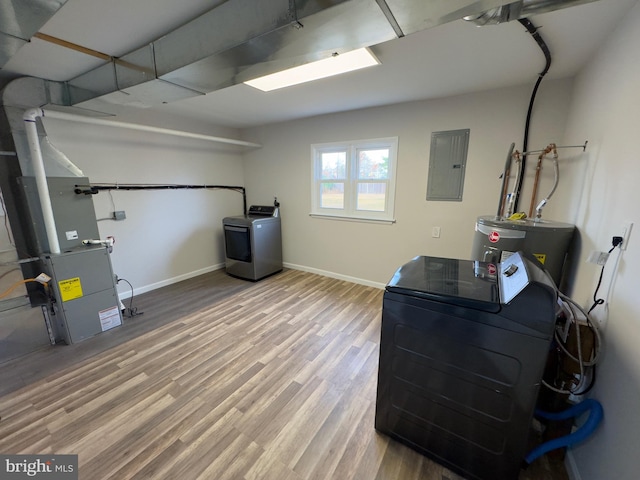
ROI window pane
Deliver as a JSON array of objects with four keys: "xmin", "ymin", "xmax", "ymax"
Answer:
[
  {"xmin": 357, "ymin": 183, "xmax": 386, "ymax": 211},
  {"xmin": 321, "ymin": 182, "xmax": 344, "ymax": 209},
  {"xmin": 321, "ymin": 152, "xmax": 346, "ymax": 179},
  {"xmin": 358, "ymin": 148, "xmax": 389, "ymax": 179}
]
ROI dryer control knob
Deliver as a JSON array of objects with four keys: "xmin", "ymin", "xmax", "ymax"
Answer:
[{"xmin": 504, "ymin": 264, "xmax": 519, "ymax": 277}]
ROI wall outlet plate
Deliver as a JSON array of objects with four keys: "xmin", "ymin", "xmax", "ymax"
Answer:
[
  {"xmin": 587, "ymin": 250, "xmax": 609, "ymax": 265},
  {"xmin": 621, "ymin": 222, "xmax": 633, "ymax": 250},
  {"xmin": 113, "ymin": 211, "xmax": 126, "ymax": 221}
]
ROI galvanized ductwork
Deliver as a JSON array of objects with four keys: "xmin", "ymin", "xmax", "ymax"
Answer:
[
  {"xmin": 0, "ymin": 76, "xmax": 84, "ymax": 260},
  {"xmin": 463, "ymin": 0, "xmax": 600, "ymax": 26},
  {"xmin": 2, "ymin": 1, "xmax": 604, "ymax": 111},
  {"xmin": 52, "ymin": 0, "xmax": 530, "ymax": 110},
  {"xmin": 0, "ymin": 0, "xmax": 69, "ymax": 67}
]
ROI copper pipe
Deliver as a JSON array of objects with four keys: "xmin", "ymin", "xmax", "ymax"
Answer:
[
  {"xmin": 496, "ymin": 143, "xmax": 516, "ymax": 218},
  {"xmin": 529, "ymin": 156, "xmax": 543, "ymax": 217},
  {"xmin": 502, "ymin": 150, "xmax": 521, "ymax": 217},
  {"xmin": 500, "ymin": 165, "xmax": 511, "ymax": 218},
  {"xmin": 529, "ymin": 143, "xmax": 557, "ymax": 217}
]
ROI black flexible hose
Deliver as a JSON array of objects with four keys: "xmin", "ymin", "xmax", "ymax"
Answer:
[{"xmin": 513, "ymin": 18, "xmax": 551, "ymax": 212}]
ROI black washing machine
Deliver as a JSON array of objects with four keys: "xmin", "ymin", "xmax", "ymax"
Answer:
[{"xmin": 375, "ymin": 252, "xmax": 557, "ymax": 480}]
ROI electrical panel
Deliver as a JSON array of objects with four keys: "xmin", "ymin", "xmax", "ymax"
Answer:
[{"xmin": 426, "ymin": 129, "xmax": 470, "ymax": 201}]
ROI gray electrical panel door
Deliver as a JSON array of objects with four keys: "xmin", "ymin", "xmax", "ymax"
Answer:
[{"xmin": 426, "ymin": 129, "xmax": 470, "ymax": 201}]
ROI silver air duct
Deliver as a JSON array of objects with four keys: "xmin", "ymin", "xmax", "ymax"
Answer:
[
  {"xmin": 3, "ymin": 1, "xmax": 604, "ymax": 111},
  {"xmin": 0, "ymin": 0, "xmax": 69, "ymax": 67},
  {"xmin": 463, "ymin": 0, "xmax": 600, "ymax": 26},
  {"xmin": 51, "ymin": 0, "xmax": 526, "ymax": 110}
]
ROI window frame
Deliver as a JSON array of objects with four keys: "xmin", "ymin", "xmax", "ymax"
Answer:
[{"xmin": 310, "ymin": 137, "xmax": 398, "ymax": 223}]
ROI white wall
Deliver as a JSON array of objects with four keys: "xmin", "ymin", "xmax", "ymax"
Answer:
[
  {"xmin": 242, "ymin": 79, "xmax": 573, "ymax": 286},
  {"xmin": 42, "ymin": 115, "xmax": 247, "ymax": 297},
  {"xmin": 548, "ymin": 3, "xmax": 640, "ymax": 479}
]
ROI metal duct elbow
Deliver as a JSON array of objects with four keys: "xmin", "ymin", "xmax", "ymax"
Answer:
[
  {"xmin": 463, "ymin": 0, "xmax": 600, "ymax": 26},
  {"xmin": 463, "ymin": 2, "xmax": 522, "ymax": 26}
]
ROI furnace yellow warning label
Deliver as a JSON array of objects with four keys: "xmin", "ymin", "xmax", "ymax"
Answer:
[
  {"xmin": 533, "ymin": 254, "xmax": 547, "ymax": 264},
  {"xmin": 58, "ymin": 277, "xmax": 83, "ymax": 302}
]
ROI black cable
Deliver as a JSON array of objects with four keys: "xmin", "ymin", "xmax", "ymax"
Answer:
[
  {"xmin": 0, "ymin": 268, "xmax": 20, "ymax": 281},
  {"xmin": 588, "ymin": 239, "xmax": 622, "ymax": 313},
  {"xmin": 86, "ymin": 184, "xmax": 247, "ymax": 217},
  {"xmin": 116, "ymin": 277, "xmax": 143, "ymax": 318},
  {"xmin": 76, "ymin": 183, "xmax": 245, "ymax": 192},
  {"xmin": 513, "ymin": 18, "xmax": 551, "ymax": 212},
  {"xmin": 74, "ymin": 183, "xmax": 247, "ymax": 215}
]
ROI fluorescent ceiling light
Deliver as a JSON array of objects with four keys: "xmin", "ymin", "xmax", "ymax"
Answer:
[{"xmin": 244, "ymin": 47, "xmax": 380, "ymax": 92}]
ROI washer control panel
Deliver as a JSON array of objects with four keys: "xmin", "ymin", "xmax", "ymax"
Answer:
[{"xmin": 499, "ymin": 252, "xmax": 530, "ymax": 304}]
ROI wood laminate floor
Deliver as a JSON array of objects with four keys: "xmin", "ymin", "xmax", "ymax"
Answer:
[{"xmin": 0, "ymin": 268, "xmax": 569, "ymax": 479}]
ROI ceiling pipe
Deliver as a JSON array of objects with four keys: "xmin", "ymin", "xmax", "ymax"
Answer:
[
  {"xmin": 41, "ymin": 110, "xmax": 262, "ymax": 148},
  {"xmin": 23, "ymin": 107, "xmax": 60, "ymax": 254}
]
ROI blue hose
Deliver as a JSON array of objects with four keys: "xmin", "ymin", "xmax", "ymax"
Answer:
[{"xmin": 525, "ymin": 399, "xmax": 603, "ymax": 464}]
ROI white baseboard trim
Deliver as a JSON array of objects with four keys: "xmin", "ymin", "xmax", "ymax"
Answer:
[
  {"xmin": 565, "ymin": 451, "xmax": 582, "ymax": 480},
  {"xmin": 283, "ymin": 262, "xmax": 386, "ymax": 289},
  {"xmin": 117, "ymin": 263, "xmax": 225, "ymax": 299},
  {"xmin": 118, "ymin": 262, "xmax": 385, "ymax": 300}
]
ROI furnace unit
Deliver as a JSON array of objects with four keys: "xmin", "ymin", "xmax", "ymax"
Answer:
[{"xmin": 44, "ymin": 246, "xmax": 122, "ymax": 344}]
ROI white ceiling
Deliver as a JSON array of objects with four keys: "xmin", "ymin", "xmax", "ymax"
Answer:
[{"xmin": 1, "ymin": 0, "xmax": 637, "ymax": 129}]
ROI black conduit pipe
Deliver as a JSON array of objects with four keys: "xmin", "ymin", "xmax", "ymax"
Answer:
[
  {"xmin": 75, "ymin": 183, "xmax": 248, "ymax": 215},
  {"xmin": 513, "ymin": 18, "xmax": 551, "ymax": 213}
]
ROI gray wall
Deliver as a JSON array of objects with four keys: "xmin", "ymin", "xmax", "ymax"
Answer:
[
  {"xmin": 43, "ymin": 113, "xmax": 246, "ymax": 297},
  {"xmin": 549, "ymin": 2, "xmax": 640, "ymax": 479},
  {"xmin": 242, "ymin": 79, "xmax": 572, "ymax": 286}
]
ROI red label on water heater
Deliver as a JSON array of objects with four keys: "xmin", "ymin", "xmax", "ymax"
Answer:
[
  {"xmin": 487, "ymin": 264, "xmax": 497, "ymax": 275},
  {"xmin": 488, "ymin": 231, "xmax": 500, "ymax": 243}
]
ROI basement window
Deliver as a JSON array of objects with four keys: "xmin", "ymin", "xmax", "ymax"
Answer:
[{"xmin": 310, "ymin": 137, "xmax": 398, "ymax": 223}]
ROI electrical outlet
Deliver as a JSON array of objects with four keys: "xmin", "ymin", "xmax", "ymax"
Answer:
[
  {"xmin": 587, "ymin": 251, "xmax": 609, "ymax": 265},
  {"xmin": 432, "ymin": 226, "xmax": 441, "ymax": 238},
  {"xmin": 621, "ymin": 222, "xmax": 633, "ymax": 250},
  {"xmin": 113, "ymin": 210, "xmax": 126, "ymax": 221}
]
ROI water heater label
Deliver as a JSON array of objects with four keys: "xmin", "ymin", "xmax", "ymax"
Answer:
[
  {"xmin": 488, "ymin": 231, "xmax": 500, "ymax": 243},
  {"xmin": 533, "ymin": 253, "xmax": 547, "ymax": 264},
  {"xmin": 58, "ymin": 277, "xmax": 83, "ymax": 302},
  {"xmin": 476, "ymin": 223, "xmax": 526, "ymax": 239}
]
